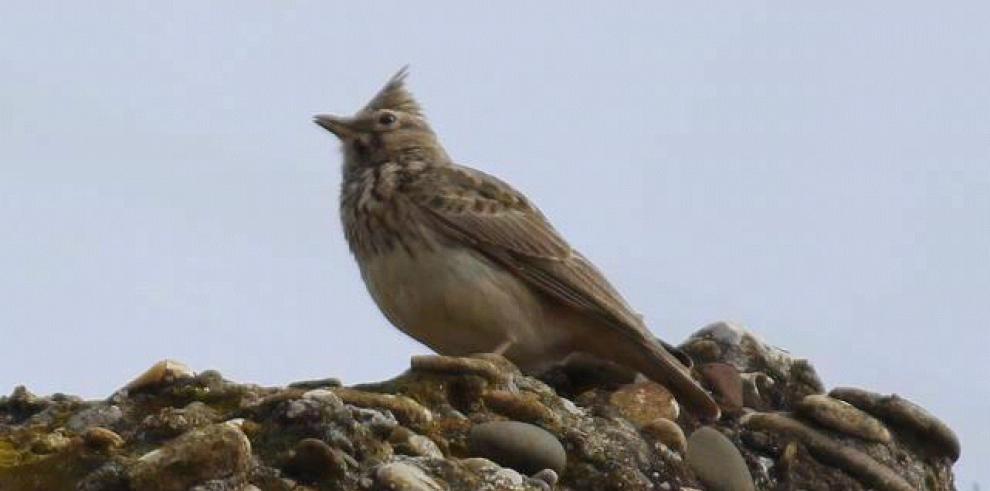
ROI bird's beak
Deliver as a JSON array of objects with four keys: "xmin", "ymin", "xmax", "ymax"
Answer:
[{"xmin": 313, "ymin": 114, "xmax": 356, "ymax": 140}]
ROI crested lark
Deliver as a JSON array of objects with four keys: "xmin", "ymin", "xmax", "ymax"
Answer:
[{"xmin": 315, "ymin": 69, "xmax": 720, "ymax": 421}]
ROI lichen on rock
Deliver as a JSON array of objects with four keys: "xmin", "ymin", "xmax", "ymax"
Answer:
[{"xmin": 0, "ymin": 324, "xmax": 959, "ymax": 490}]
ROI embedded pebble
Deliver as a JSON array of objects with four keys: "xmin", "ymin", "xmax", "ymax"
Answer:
[
  {"xmin": 743, "ymin": 411, "xmax": 915, "ymax": 491},
  {"xmin": 531, "ymin": 468, "xmax": 559, "ymax": 488},
  {"xmin": 124, "ymin": 359, "xmax": 195, "ymax": 392},
  {"xmin": 686, "ymin": 426, "xmax": 755, "ymax": 491},
  {"xmin": 609, "ymin": 381, "xmax": 679, "ymax": 425},
  {"xmin": 389, "ymin": 426, "xmax": 443, "ymax": 458},
  {"xmin": 483, "ymin": 390, "xmax": 557, "ymax": 424},
  {"xmin": 284, "ymin": 438, "xmax": 347, "ymax": 481},
  {"xmin": 410, "ymin": 354, "xmax": 508, "ymax": 382},
  {"xmin": 829, "ymin": 387, "xmax": 959, "ymax": 462},
  {"xmin": 82, "ymin": 427, "xmax": 124, "ymax": 450},
  {"xmin": 30, "ymin": 430, "xmax": 72, "ymax": 454},
  {"xmin": 288, "ymin": 377, "xmax": 342, "ymax": 389},
  {"xmin": 641, "ymin": 417, "xmax": 688, "ymax": 454},
  {"xmin": 128, "ymin": 422, "xmax": 252, "ymax": 491},
  {"xmin": 469, "ymin": 421, "xmax": 566, "ymax": 476},
  {"xmin": 302, "ymin": 388, "xmax": 344, "ymax": 409},
  {"xmin": 796, "ymin": 394, "xmax": 891, "ymax": 443},
  {"xmin": 698, "ymin": 363, "xmax": 744, "ymax": 414},
  {"xmin": 139, "ymin": 401, "xmax": 219, "ymax": 440},
  {"xmin": 375, "ymin": 461, "xmax": 443, "ymax": 491},
  {"xmin": 740, "ymin": 372, "xmax": 774, "ymax": 410},
  {"xmin": 66, "ymin": 404, "xmax": 123, "ymax": 433},
  {"xmin": 332, "ymin": 387, "xmax": 432, "ymax": 428}
]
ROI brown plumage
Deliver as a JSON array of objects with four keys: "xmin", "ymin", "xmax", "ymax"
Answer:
[{"xmin": 315, "ymin": 68, "xmax": 720, "ymax": 422}]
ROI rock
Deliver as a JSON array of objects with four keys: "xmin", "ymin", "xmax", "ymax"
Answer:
[
  {"xmin": 608, "ymin": 381, "xmax": 679, "ymax": 426},
  {"xmin": 682, "ymin": 322, "xmax": 824, "ymax": 407},
  {"xmin": 795, "ymin": 394, "xmax": 891, "ymax": 442},
  {"xmin": 830, "ymin": 386, "xmax": 960, "ymax": 462},
  {"xmin": 686, "ymin": 426, "xmax": 755, "ymax": 491},
  {"xmin": 389, "ymin": 427, "xmax": 443, "ymax": 458},
  {"xmin": 283, "ymin": 438, "xmax": 348, "ymax": 481},
  {"xmin": 128, "ymin": 422, "xmax": 252, "ymax": 491},
  {"xmin": 739, "ymin": 372, "xmax": 775, "ymax": 410},
  {"xmin": 66, "ymin": 404, "xmax": 123, "ymax": 433},
  {"xmin": 30, "ymin": 429, "xmax": 72, "ymax": 454},
  {"xmin": 139, "ymin": 401, "xmax": 219, "ymax": 440},
  {"xmin": 0, "ymin": 324, "xmax": 959, "ymax": 490},
  {"xmin": 1, "ymin": 386, "xmax": 48, "ymax": 421},
  {"xmin": 375, "ymin": 461, "xmax": 444, "ymax": 491},
  {"xmin": 641, "ymin": 417, "xmax": 688, "ymax": 453},
  {"xmin": 530, "ymin": 468, "xmax": 559, "ymax": 489},
  {"xmin": 742, "ymin": 411, "xmax": 915, "ymax": 491},
  {"xmin": 331, "ymin": 387, "xmax": 432, "ymax": 428},
  {"xmin": 82, "ymin": 427, "xmax": 125, "ymax": 451},
  {"xmin": 124, "ymin": 359, "xmax": 195, "ymax": 392},
  {"xmin": 483, "ymin": 390, "xmax": 558, "ymax": 425},
  {"xmin": 410, "ymin": 354, "xmax": 510, "ymax": 382},
  {"xmin": 698, "ymin": 363, "xmax": 744, "ymax": 414},
  {"xmin": 288, "ymin": 377, "xmax": 342, "ymax": 389},
  {"xmin": 469, "ymin": 421, "xmax": 566, "ymax": 476}
]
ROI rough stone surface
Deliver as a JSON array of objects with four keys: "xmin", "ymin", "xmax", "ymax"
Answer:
[{"xmin": 0, "ymin": 324, "xmax": 958, "ymax": 490}]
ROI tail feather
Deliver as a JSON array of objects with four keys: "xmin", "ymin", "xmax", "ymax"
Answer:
[{"xmin": 635, "ymin": 341, "xmax": 721, "ymax": 422}]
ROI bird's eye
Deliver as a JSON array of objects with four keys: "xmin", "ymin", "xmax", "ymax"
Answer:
[{"xmin": 378, "ymin": 112, "xmax": 397, "ymax": 126}]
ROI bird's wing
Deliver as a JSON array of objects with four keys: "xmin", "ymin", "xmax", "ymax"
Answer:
[
  {"xmin": 409, "ymin": 163, "xmax": 721, "ymax": 421},
  {"xmin": 408, "ymin": 164, "xmax": 652, "ymax": 342}
]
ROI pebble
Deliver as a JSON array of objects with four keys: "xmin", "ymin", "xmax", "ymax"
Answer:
[
  {"xmin": 609, "ymin": 381, "xmax": 679, "ymax": 426},
  {"xmin": 332, "ymin": 387, "xmax": 432, "ymax": 428},
  {"xmin": 410, "ymin": 354, "xmax": 509, "ymax": 382},
  {"xmin": 82, "ymin": 427, "xmax": 125, "ymax": 451},
  {"xmin": 531, "ymin": 468, "xmax": 559, "ymax": 488},
  {"xmin": 795, "ymin": 394, "xmax": 891, "ymax": 443},
  {"xmin": 469, "ymin": 421, "xmax": 566, "ymax": 476},
  {"xmin": 686, "ymin": 426, "xmax": 755, "ymax": 491},
  {"xmin": 66, "ymin": 404, "xmax": 123, "ymax": 433},
  {"xmin": 641, "ymin": 417, "xmax": 688, "ymax": 454},
  {"xmin": 288, "ymin": 377, "xmax": 342, "ymax": 389},
  {"xmin": 124, "ymin": 359, "xmax": 195, "ymax": 392},
  {"xmin": 389, "ymin": 426, "xmax": 443, "ymax": 458},
  {"xmin": 829, "ymin": 387, "xmax": 959, "ymax": 462},
  {"xmin": 375, "ymin": 461, "xmax": 444, "ymax": 491},
  {"xmin": 742, "ymin": 411, "xmax": 915, "ymax": 491},
  {"xmin": 698, "ymin": 363, "xmax": 744, "ymax": 414},
  {"xmin": 483, "ymin": 390, "xmax": 557, "ymax": 425},
  {"xmin": 128, "ymin": 422, "xmax": 252, "ymax": 491},
  {"xmin": 284, "ymin": 438, "xmax": 347, "ymax": 481}
]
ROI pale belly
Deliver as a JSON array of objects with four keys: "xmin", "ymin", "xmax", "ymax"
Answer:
[{"xmin": 358, "ymin": 245, "xmax": 572, "ymax": 370}]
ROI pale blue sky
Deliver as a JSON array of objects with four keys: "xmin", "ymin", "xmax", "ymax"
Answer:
[{"xmin": 1, "ymin": 2, "xmax": 987, "ymax": 486}]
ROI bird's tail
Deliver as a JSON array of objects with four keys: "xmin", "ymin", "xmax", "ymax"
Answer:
[{"xmin": 633, "ymin": 340, "xmax": 721, "ymax": 423}]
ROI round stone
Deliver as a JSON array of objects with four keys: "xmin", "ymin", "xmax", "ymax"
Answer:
[
  {"xmin": 82, "ymin": 427, "xmax": 124, "ymax": 451},
  {"xmin": 686, "ymin": 426, "xmax": 755, "ymax": 491},
  {"xmin": 128, "ymin": 423, "xmax": 251, "ymax": 491},
  {"xmin": 795, "ymin": 394, "xmax": 891, "ymax": 442},
  {"xmin": 469, "ymin": 421, "xmax": 566, "ymax": 476},
  {"xmin": 609, "ymin": 381, "xmax": 679, "ymax": 426},
  {"xmin": 641, "ymin": 418, "xmax": 687, "ymax": 454}
]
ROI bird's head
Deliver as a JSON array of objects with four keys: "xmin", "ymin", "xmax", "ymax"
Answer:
[{"xmin": 314, "ymin": 67, "xmax": 447, "ymax": 173}]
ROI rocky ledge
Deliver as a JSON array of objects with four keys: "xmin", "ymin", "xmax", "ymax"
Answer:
[{"xmin": 0, "ymin": 322, "xmax": 958, "ymax": 490}]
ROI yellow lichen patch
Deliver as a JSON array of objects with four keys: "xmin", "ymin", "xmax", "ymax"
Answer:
[{"xmin": 0, "ymin": 439, "xmax": 22, "ymax": 467}]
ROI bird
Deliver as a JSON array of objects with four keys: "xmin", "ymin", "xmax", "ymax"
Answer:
[{"xmin": 314, "ymin": 68, "xmax": 720, "ymax": 422}]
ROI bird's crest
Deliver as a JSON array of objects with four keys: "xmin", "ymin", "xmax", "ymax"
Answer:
[{"xmin": 363, "ymin": 66, "xmax": 423, "ymax": 117}]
